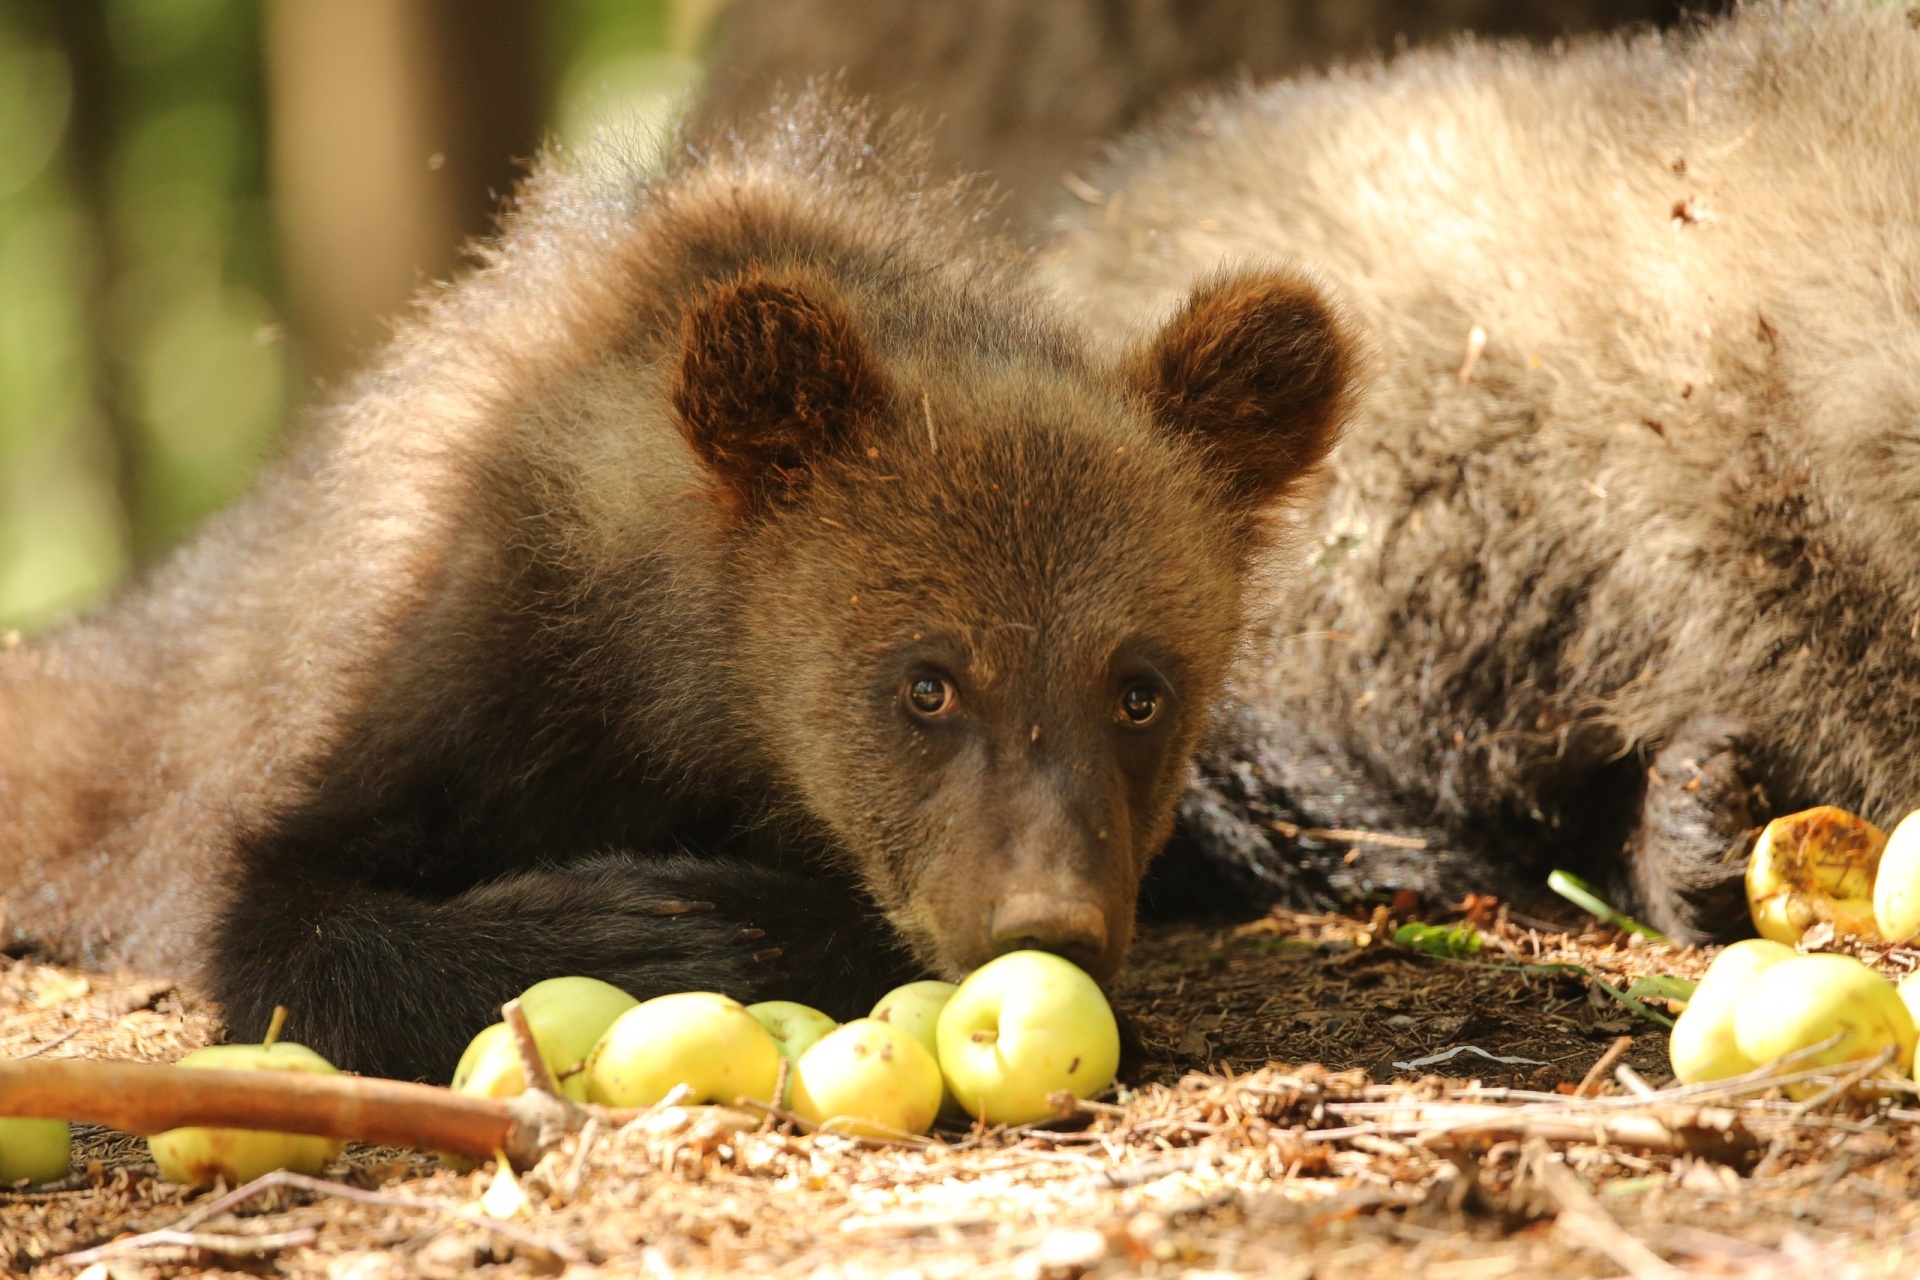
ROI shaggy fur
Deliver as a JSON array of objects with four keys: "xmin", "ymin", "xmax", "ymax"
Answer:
[
  {"xmin": 1045, "ymin": 0, "xmax": 1920, "ymax": 938},
  {"xmin": 0, "ymin": 100, "xmax": 1355, "ymax": 1081},
  {"xmin": 692, "ymin": 0, "xmax": 1700, "ymax": 229}
]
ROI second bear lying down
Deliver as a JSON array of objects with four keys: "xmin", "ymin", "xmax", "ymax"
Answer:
[{"xmin": 1048, "ymin": 0, "xmax": 1920, "ymax": 940}]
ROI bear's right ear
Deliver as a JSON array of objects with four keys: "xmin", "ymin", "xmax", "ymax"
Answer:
[
  {"xmin": 1130, "ymin": 269, "xmax": 1357, "ymax": 512},
  {"xmin": 672, "ymin": 269, "xmax": 893, "ymax": 513}
]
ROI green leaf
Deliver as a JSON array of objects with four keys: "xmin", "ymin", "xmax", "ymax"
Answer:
[
  {"xmin": 1547, "ymin": 870, "xmax": 1664, "ymax": 939},
  {"xmin": 1392, "ymin": 921, "xmax": 1484, "ymax": 958},
  {"xmin": 1623, "ymin": 975, "xmax": 1696, "ymax": 1004}
]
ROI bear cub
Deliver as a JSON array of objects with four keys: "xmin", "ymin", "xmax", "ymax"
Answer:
[{"xmin": 0, "ymin": 100, "xmax": 1354, "ymax": 1081}]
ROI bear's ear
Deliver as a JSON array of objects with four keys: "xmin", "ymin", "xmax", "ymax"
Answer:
[
  {"xmin": 672, "ymin": 269, "xmax": 892, "ymax": 511},
  {"xmin": 1130, "ymin": 270, "xmax": 1357, "ymax": 510}
]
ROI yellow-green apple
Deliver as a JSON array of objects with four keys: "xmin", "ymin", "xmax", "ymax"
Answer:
[
  {"xmin": 1733, "ymin": 953, "xmax": 1915, "ymax": 1096},
  {"xmin": 747, "ymin": 1001, "xmax": 838, "ymax": 1102},
  {"xmin": 1873, "ymin": 810, "xmax": 1920, "ymax": 944},
  {"xmin": 0, "ymin": 1117, "xmax": 71, "ymax": 1185},
  {"xmin": 789, "ymin": 1018, "xmax": 943, "ymax": 1137},
  {"xmin": 148, "ymin": 1042, "xmax": 344, "ymax": 1187},
  {"xmin": 584, "ymin": 991, "xmax": 780, "ymax": 1107},
  {"xmin": 1667, "ymin": 938, "xmax": 1797, "ymax": 1084},
  {"xmin": 936, "ymin": 950, "xmax": 1119, "ymax": 1125}
]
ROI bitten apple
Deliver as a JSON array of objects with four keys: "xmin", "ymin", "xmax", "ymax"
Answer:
[
  {"xmin": 1746, "ymin": 806, "xmax": 1886, "ymax": 944},
  {"xmin": 148, "ymin": 1042, "xmax": 344, "ymax": 1187},
  {"xmin": 585, "ymin": 992, "xmax": 781, "ymax": 1107},
  {"xmin": 1667, "ymin": 938, "xmax": 1798, "ymax": 1084},
  {"xmin": 0, "ymin": 1117, "xmax": 71, "ymax": 1185},
  {"xmin": 789, "ymin": 1018, "xmax": 944, "ymax": 1137},
  {"xmin": 1733, "ymin": 953, "xmax": 1915, "ymax": 1093},
  {"xmin": 936, "ymin": 950, "xmax": 1119, "ymax": 1126}
]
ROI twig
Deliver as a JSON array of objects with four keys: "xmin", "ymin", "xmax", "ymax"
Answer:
[
  {"xmin": 1577, "ymin": 1036, "xmax": 1634, "ymax": 1098},
  {"xmin": 1788, "ymin": 1044, "xmax": 1897, "ymax": 1115},
  {"xmin": 1526, "ymin": 1139, "xmax": 1683, "ymax": 1280},
  {"xmin": 1614, "ymin": 1064, "xmax": 1658, "ymax": 1099},
  {"xmin": 0, "ymin": 1057, "xmax": 586, "ymax": 1167},
  {"xmin": 501, "ymin": 998, "xmax": 560, "ymax": 1097},
  {"xmin": 14, "ymin": 1027, "xmax": 82, "ymax": 1059},
  {"xmin": 62, "ymin": 1226, "xmax": 319, "ymax": 1260},
  {"xmin": 1264, "ymin": 819, "xmax": 1428, "ymax": 850},
  {"xmin": 59, "ymin": 1169, "xmax": 584, "ymax": 1266}
]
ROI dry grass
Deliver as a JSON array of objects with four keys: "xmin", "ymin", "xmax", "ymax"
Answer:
[{"xmin": 6, "ymin": 907, "xmax": 1920, "ymax": 1278}]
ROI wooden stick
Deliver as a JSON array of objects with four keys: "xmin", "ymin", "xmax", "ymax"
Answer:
[
  {"xmin": 0, "ymin": 1058, "xmax": 585, "ymax": 1166},
  {"xmin": 1576, "ymin": 1036, "xmax": 1633, "ymax": 1098},
  {"xmin": 501, "ymin": 998, "xmax": 561, "ymax": 1097}
]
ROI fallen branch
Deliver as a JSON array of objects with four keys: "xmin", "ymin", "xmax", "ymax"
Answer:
[{"xmin": 0, "ymin": 1057, "xmax": 590, "ymax": 1167}]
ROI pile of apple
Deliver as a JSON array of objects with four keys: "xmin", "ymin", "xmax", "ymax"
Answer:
[
  {"xmin": 454, "ymin": 948, "xmax": 1119, "ymax": 1140},
  {"xmin": 0, "ymin": 949, "xmax": 1120, "ymax": 1189},
  {"xmin": 1668, "ymin": 806, "xmax": 1920, "ymax": 1089}
]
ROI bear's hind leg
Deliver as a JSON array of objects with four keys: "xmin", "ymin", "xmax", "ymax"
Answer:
[{"xmin": 1629, "ymin": 719, "xmax": 1767, "ymax": 944}]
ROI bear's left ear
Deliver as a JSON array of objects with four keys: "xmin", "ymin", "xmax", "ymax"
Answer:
[
  {"xmin": 672, "ymin": 268, "xmax": 893, "ymax": 512},
  {"xmin": 1130, "ymin": 269, "xmax": 1357, "ymax": 510}
]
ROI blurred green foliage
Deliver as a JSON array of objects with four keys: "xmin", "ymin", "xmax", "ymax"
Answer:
[{"xmin": 0, "ymin": 0, "xmax": 693, "ymax": 631}]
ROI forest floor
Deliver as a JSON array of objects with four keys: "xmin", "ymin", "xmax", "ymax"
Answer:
[{"xmin": 6, "ymin": 903, "xmax": 1920, "ymax": 1278}]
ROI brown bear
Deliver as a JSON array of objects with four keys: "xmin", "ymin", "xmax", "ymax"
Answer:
[
  {"xmin": 0, "ymin": 99, "xmax": 1356, "ymax": 1082},
  {"xmin": 692, "ymin": 0, "xmax": 1704, "ymax": 233},
  {"xmin": 1044, "ymin": 0, "xmax": 1920, "ymax": 939}
]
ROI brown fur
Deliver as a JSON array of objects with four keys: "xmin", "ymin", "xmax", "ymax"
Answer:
[
  {"xmin": 692, "ymin": 0, "xmax": 1701, "ymax": 230},
  {"xmin": 1044, "ymin": 2, "xmax": 1920, "ymax": 940},
  {"xmin": 0, "ymin": 99, "xmax": 1354, "ymax": 1079},
  {"xmin": 1045, "ymin": 0, "xmax": 1920, "ymax": 937}
]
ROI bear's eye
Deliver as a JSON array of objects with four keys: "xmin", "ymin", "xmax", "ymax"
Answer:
[
  {"xmin": 1117, "ymin": 681, "xmax": 1162, "ymax": 727},
  {"xmin": 905, "ymin": 674, "xmax": 958, "ymax": 719}
]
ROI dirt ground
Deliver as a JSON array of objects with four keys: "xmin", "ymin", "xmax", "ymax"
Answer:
[{"xmin": 6, "ymin": 905, "xmax": 1920, "ymax": 1278}]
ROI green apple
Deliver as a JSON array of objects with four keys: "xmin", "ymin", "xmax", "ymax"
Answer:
[
  {"xmin": 149, "ymin": 1042, "xmax": 344, "ymax": 1187},
  {"xmin": 1874, "ymin": 810, "xmax": 1920, "ymax": 944},
  {"xmin": 1733, "ymin": 953, "xmax": 1915, "ymax": 1096},
  {"xmin": 870, "ymin": 980, "xmax": 966, "ymax": 1123},
  {"xmin": 747, "ymin": 1001, "xmax": 838, "ymax": 1103},
  {"xmin": 450, "ymin": 976, "xmax": 637, "ymax": 1101},
  {"xmin": 789, "ymin": 1018, "xmax": 943, "ymax": 1137},
  {"xmin": 451, "ymin": 1021, "xmax": 591, "ymax": 1102},
  {"xmin": 936, "ymin": 950, "xmax": 1120, "ymax": 1126},
  {"xmin": 585, "ymin": 991, "xmax": 781, "ymax": 1107},
  {"xmin": 870, "ymin": 982, "xmax": 958, "ymax": 1056},
  {"xmin": 0, "ymin": 1117, "xmax": 71, "ymax": 1185},
  {"xmin": 517, "ymin": 976, "xmax": 639, "ymax": 1065},
  {"xmin": 1668, "ymin": 938, "xmax": 1799, "ymax": 1084}
]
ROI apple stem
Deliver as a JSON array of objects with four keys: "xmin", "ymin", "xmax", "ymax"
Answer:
[
  {"xmin": 501, "ymin": 998, "xmax": 562, "ymax": 1097},
  {"xmin": 970, "ymin": 1029, "xmax": 998, "ymax": 1047},
  {"xmin": 263, "ymin": 1005, "xmax": 288, "ymax": 1049}
]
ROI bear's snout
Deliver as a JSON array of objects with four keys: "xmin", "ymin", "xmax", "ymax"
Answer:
[{"xmin": 987, "ymin": 892, "xmax": 1108, "ymax": 971}]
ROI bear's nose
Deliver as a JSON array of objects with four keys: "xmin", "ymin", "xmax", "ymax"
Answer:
[{"xmin": 988, "ymin": 893, "xmax": 1109, "ymax": 970}]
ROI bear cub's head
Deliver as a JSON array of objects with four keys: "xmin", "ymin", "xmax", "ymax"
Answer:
[{"xmin": 673, "ymin": 264, "xmax": 1355, "ymax": 984}]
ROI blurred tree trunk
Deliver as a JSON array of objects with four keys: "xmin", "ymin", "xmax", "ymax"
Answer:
[
  {"xmin": 264, "ymin": 0, "xmax": 544, "ymax": 383},
  {"xmin": 33, "ymin": 0, "xmax": 137, "ymax": 566}
]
